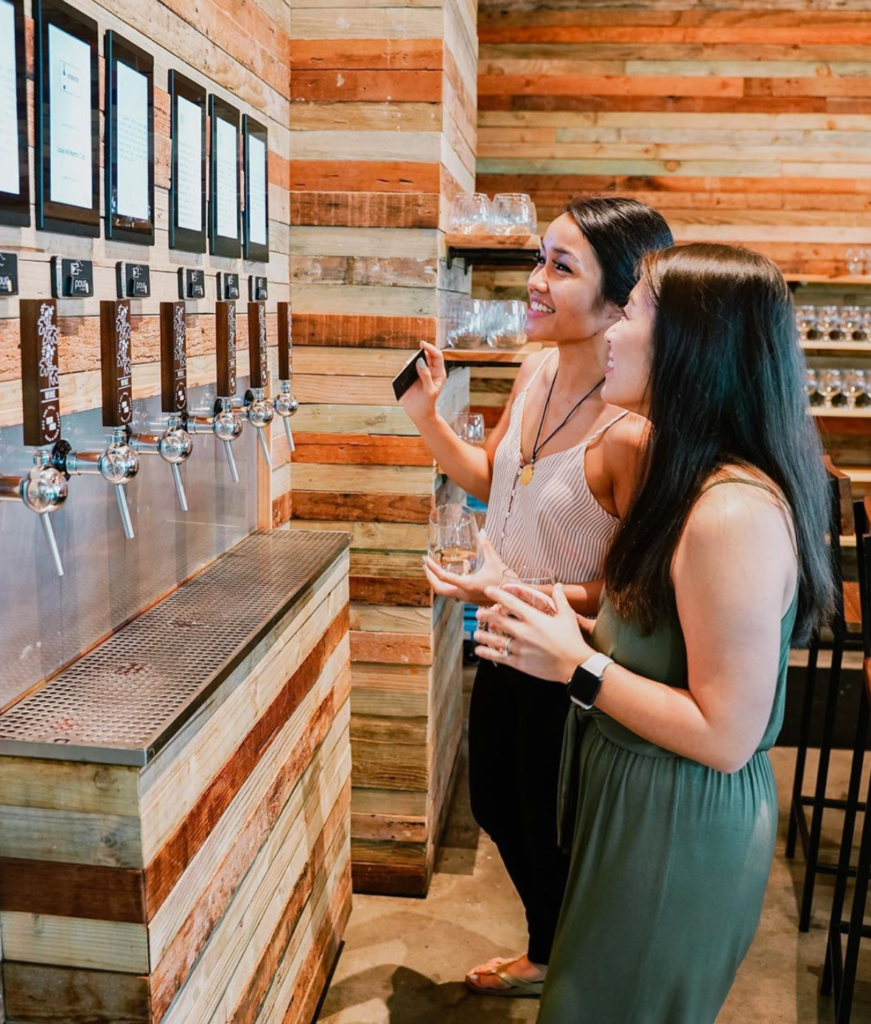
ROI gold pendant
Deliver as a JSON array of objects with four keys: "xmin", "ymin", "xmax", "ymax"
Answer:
[{"xmin": 520, "ymin": 463, "xmax": 534, "ymax": 486}]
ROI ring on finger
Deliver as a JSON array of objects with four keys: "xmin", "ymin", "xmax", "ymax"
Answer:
[{"xmin": 503, "ymin": 638, "xmax": 513, "ymax": 658}]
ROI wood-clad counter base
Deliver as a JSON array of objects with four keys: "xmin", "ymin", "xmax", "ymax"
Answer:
[{"xmin": 0, "ymin": 531, "xmax": 352, "ymax": 1024}]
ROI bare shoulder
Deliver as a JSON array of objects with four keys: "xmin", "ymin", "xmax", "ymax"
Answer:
[
  {"xmin": 598, "ymin": 411, "xmax": 648, "ymax": 463},
  {"xmin": 512, "ymin": 347, "xmax": 553, "ymax": 394}
]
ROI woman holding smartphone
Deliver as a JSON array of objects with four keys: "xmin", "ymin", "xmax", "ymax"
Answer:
[
  {"xmin": 474, "ymin": 244, "xmax": 832, "ymax": 1022},
  {"xmin": 400, "ymin": 196, "xmax": 673, "ymax": 996}
]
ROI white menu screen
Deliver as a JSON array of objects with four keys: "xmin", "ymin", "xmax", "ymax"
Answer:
[
  {"xmin": 115, "ymin": 59, "xmax": 149, "ymax": 221},
  {"xmin": 0, "ymin": 0, "xmax": 19, "ymax": 196},
  {"xmin": 215, "ymin": 115, "xmax": 238, "ymax": 239},
  {"xmin": 176, "ymin": 95, "xmax": 202, "ymax": 231},
  {"xmin": 48, "ymin": 23, "xmax": 93, "ymax": 209},
  {"xmin": 248, "ymin": 134, "xmax": 267, "ymax": 247}
]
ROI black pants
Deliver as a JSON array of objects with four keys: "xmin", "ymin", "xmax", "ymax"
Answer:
[{"xmin": 468, "ymin": 658, "xmax": 572, "ymax": 965}]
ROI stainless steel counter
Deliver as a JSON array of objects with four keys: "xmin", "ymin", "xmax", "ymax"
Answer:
[{"xmin": 0, "ymin": 530, "xmax": 349, "ymax": 766}]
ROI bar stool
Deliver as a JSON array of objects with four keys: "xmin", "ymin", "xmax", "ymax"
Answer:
[
  {"xmin": 786, "ymin": 458, "xmax": 863, "ymax": 931},
  {"xmin": 821, "ymin": 496, "xmax": 871, "ymax": 1024}
]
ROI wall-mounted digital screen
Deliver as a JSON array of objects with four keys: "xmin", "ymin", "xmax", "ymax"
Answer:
[
  {"xmin": 105, "ymin": 32, "xmax": 154, "ymax": 245},
  {"xmin": 243, "ymin": 115, "xmax": 269, "ymax": 264},
  {"xmin": 35, "ymin": 0, "xmax": 100, "ymax": 237},
  {"xmin": 169, "ymin": 70, "xmax": 206, "ymax": 254},
  {"xmin": 209, "ymin": 95, "xmax": 240, "ymax": 259},
  {"xmin": 0, "ymin": 0, "xmax": 30, "ymax": 226}
]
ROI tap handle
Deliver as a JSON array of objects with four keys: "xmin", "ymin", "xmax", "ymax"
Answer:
[
  {"xmin": 115, "ymin": 482, "xmax": 135, "ymax": 540},
  {"xmin": 170, "ymin": 462, "xmax": 189, "ymax": 513},
  {"xmin": 222, "ymin": 438, "xmax": 240, "ymax": 484},
  {"xmin": 100, "ymin": 300, "xmax": 134, "ymax": 428},
  {"xmin": 39, "ymin": 512, "xmax": 65, "ymax": 578},
  {"xmin": 282, "ymin": 415, "xmax": 295, "ymax": 454},
  {"xmin": 216, "ymin": 301, "xmax": 237, "ymax": 397},
  {"xmin": 160, "ymin": 302, "xmax": 188, "ymax": 414},
  {"xmin": 277, "ymin": 302, "xmax": 291, "ymax": 381},
  {"xmin": 248, "ymin": 302, "xmax": 269, "ymax": 390},
  {"xmin": 20, "ymin": 299, "xmax": 62, "ymax": 448}
]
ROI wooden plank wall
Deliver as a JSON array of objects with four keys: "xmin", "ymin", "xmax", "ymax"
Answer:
[
  {"xmin": 0, "ymin": 0, "xmax": 293, "ymax": 517},
  {"xmin": 0, "ymin": 550, "xmax": 351, "ymax": 1024},
  {"xmin": 288, "ymin": 0, "xmax": 477, "ymax": 896},
  {"xmin": 472, "ymin": 1, "xmax": 871, "ymax": 469}
]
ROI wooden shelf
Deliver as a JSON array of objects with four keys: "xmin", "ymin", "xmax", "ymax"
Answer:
[
  {"xmin": 813, "ymin": 405, "xmax": 871, "ymax": 417},
  {"xmin": 787, "ymin": 274, "xmax": 871, "ymax": 286},
  {"xmin": 446, "ymin": 234, "xmax": 540, "ymax": 271},
  {"xmin": 444, "ymin": 343, "xmax": 542, "ymax": 366},
  {"xmin": 802, "ymin": 341, "xmax": 871, "ymax": 352}
]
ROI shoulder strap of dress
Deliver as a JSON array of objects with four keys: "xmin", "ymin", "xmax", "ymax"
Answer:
[
  {"xmin": 583, "ymin": 409, "xmax": 629, "ymax": 446},
  {"xmin": 519, "ymin": 347, "xmax": 558, "ymax": 397}
]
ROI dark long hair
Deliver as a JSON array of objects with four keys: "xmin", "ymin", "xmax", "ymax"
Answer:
[
  {"xmin": 604, "ymin": 243, "xmax": 833, "ymax": 644},
  {"xmin": 564, "ymin": 195, "xmax": 674, "ymax": 307}
]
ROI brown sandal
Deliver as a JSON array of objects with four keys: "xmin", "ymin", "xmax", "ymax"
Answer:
[{"xmin": 465, "ymin": 956, "xmax": 545, "ymax": 998}]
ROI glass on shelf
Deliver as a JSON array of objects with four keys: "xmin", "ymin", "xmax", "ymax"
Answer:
[
  {"xmin": 841, "ymin": 306, "xmax": 865, "ymax": 343},
  {"xmin": 816, "ymin": 305, "xmax": 842, "ymax": 343},
  {"xmin": 448, "ymin": 193, "xmax": 492, "ymax": 236},
  {"xmin": 817, "ymin": 368, "xmax": 843, "ymax": 408},
  {"xmin": 487, "ymin": 300, "xmax": 528, "ymax": 349},
  {"xmin": 804, "ymin": 367, "xmax": 819, "ymax": 402},
  {"xmin": 795, "ymin": 304, "xmax": 817, "ymax": 342},
  {"xmin": 428, "ymin": 504, "xmax": 482, "ymax": 576},
  {"xmin": 447, "ymin": 297, "xmax": 488, "ymax": 349},
  {"xmin": 846, "ymin": 248, "xmax": 865, "ymax": 276},
  {"xmin": 491, "ymin": 193, "xmax": 537, "ymax": 236},
  {"xmin": 841, "ymin": 369, "xmax": 865, "ymax": 409}
]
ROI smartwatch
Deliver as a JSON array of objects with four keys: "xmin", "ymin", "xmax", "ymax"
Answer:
[{"xmin": 567, "ymin": 652, "xmax": 614, "ymax": 710}]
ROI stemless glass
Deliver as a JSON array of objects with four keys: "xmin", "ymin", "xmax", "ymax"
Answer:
[
  {"xmin": 817, "ymin": 369, "xmax": 843, "ymax": 408},
  {"xmin": 804, "ymin": 367, "xmax": 819, "ymax": 402},
  {"xmin": 842, "ymin": 369, "xmax": 865, "ymax": 409},
  {"xmin": 511, "ymin": 565, "xmax": 557, "ymax": 613},
  {"xmin": 448, "ymin": 298, "xmax": 488, "ymax": 349},
  {"xmin": 455, "ymin": 412, "xmax": 486, "ymax": 446},
  {"xmin": 448, "ymin": 193, "xmax": 491, "ymax": 236},
  {"xmin": 491, "ymin": 193, "xmax": 536, "ymax": 236},
  {"xmin": 428, "ymin": 504, "xmax": 482, "ymax": 575},
  {"xmin": 488, "ymin": 300, "xmax": 528, "ymax": 349}
]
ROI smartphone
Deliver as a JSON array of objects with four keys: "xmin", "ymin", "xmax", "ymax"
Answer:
[{"xmin": 392, "ymin": 348, "xmax": 428, "ymax": 401}]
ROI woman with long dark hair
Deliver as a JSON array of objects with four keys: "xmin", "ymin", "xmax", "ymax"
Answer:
[
  {"xmin": 474, "ymin": 243, "xmax": 833, "ymax": 1022},
  {"xmin": 400, "ymin": 197, "xmax": 673, "ymax": 995}
]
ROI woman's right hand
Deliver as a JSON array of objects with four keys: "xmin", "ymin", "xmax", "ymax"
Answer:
[{"xmin": 399, "ymin": 341, "xmax": 447, "ymax": 425}]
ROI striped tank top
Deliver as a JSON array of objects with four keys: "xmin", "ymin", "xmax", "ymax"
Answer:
[{"xmin": 484, "ymin": 350, "xmax": 627, "ymax": 584}]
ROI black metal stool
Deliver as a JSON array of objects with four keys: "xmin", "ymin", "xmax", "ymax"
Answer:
[
  {"xmin": 786, "ymin": 459, "xmax": 863, "ymax": 931},
  {"xmin": 822, "ymin": 496, "xmax": 871, "ymax": 1024}
]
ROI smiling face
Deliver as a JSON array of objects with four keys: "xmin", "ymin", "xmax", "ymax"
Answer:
[
  {"xmin": 526, "ymin": 213, "xmax": 622, "ymax": 345},
  {"xmin": 602, "ymin": 279, "xmax": 657, "ymax": 417}
]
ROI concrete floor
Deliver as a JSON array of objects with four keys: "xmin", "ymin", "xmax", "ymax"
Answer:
[{"xmin": 321, "ymin": 675, "xmax": 871, "ymax": 1024}]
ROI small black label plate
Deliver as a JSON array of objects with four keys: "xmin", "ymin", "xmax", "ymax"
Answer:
[
  {"xmin": 249, "ymin": 275, "xmax": 268, "ymax": 301},
  {"xmin": 51, "ymin": 257, "xmax": 95, "ymax": 298},
  {"xmin": 0, "ymin": 252, "xmax": 19, "ymax": 296},
  {"xmin": 116, "ymin": 262, "xmax": 151, "ymax": 299},
  {"xmin": 217, "ymin": 272, "xmax": 240, "ymax": 300},
  {"xmin": 178, "ymin": 267, "xmax": 206, "ymax": 300}
]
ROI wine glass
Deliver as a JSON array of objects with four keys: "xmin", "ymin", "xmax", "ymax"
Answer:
[
  {"xmin": 455, "ymin": 412, "xmax": 485, "ymax": 446},
  {"xmin": 804, "ymin": 367, "xmax": 819, "ymax": 402},
  {"xmin": 448, "ymin": 194, "xmax": 491, "ymax": 236},
  {"xmin": 795, "ymin": 305, "xmax": 817, "ymax": 342},
  {"xmin": 842, "ymin": 369, "xmax": 865, "ymax": 409},
  {"xmin": 842, "ymin": 306, "xmax": 864, "ymax": 343},
  {"xmin": 846, "ymin": 248, "xmax": 865, "ymax": 276},
  {"xmin": 817, "ymin": 306, "xmax": 842, "ymax": 342},
  {"xmin": 428, "ymin": 504, "xmax": 482, "ymax": 575},
  {"xmin": 817, "ymin": 369, "xmax": 843, "ymax": 408}
]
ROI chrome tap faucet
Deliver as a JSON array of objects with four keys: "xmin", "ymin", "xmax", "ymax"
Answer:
[
  {"xmin": 6, "ymin": 299, "xmax": 69, "ymax": 575},
  {"xmin": 0, "ymin": 448, "xmax": 68, "ymax": 577},
  {"xmin": 127, "ymin": 302, "xmax": 194, "ymax": 511},
  {"xmin": 183, "ymin": 300, "xmax": 244, "ymax": 483},
  {"xmin": 273, "ymin": 303, "xmax": 298, "ymax": 453},
  {"xmin": 51, "ymin": 301, "xmax": 140, "ymax": 539},
  {"xmin": 239, "ymin": 300, "xmax": 274, "ymax": 466}
]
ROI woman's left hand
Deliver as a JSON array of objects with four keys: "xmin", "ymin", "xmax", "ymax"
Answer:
[
  {"xmin": 423, "ymin": 531, "xmax": 506, "ymax": 606},
  {"xmin": 475, "ymin": 582, "xmax": 595, "ymax": 682}
]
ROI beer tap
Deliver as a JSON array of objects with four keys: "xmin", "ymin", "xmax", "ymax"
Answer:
[
  {"xmin": 51, "ymin": 300, "xmax": 139, "ymax": 540},
  {"xmin": 0, "ymin": 300, "xmax": 68, "ymax": 576},
  {"xmin": 183, "ymin": 300, "xmax": 243, "ymax": 483},
  {"xmin": 238, "ymin": 300, "xmax": 274, "ymax": 467},
  {"xmin": 126, "ymin": 302, "xmax": 193, "ymax": 512},
  {"xmin": 272, "ymin": 303, "xmax": 298, "ymax": 453}
]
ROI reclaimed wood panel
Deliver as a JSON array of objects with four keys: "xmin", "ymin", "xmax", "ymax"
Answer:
[{"xmin": 289, "ymin": 0, "xmax": 473, "ymax": 894}]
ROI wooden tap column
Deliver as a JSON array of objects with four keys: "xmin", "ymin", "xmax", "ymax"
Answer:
[{"xmin": 288, "ymin": 0, "xmax": 478, "ymax": 895}]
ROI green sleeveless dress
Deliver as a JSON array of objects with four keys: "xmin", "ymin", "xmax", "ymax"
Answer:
[{"xmin": 538, "ymin": 485, "xmax": 798, "ymax": 1024}]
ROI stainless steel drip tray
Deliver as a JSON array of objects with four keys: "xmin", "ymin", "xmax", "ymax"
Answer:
[{"xmin": 0, "ymin": 530, "xmax": 349, "ymax": 766}]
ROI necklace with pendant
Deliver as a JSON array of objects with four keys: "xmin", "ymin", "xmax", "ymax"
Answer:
[{"xmin": 519, "ymin": 369, "xmax": 605, "ymax": 486}]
